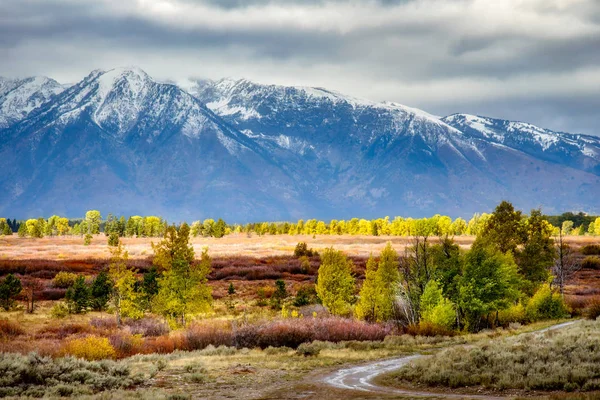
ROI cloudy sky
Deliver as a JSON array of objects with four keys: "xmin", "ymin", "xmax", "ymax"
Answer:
[{"xmin": 2, "ymin": 0, "xmax": 599, "ymax": 135}]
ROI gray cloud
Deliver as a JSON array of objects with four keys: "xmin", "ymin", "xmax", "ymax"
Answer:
[{"xmin": 1, "ymin": 0, "xmax": 599, "ymax": 135}]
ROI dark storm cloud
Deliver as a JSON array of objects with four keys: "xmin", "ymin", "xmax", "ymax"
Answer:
[{"xmin": 1, "ymin": 0, "xmax": 599, "ymax": 135}]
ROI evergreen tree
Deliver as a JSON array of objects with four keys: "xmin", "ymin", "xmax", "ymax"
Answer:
[
  {"xmin": 315, "ymin": 248, "xmax": 355, "ymax": 316},
  {"xmin": 65, "ymin": 276, "xmax": 90, "ymax": 314},
  {"xmin": 90, "ymin": 270, "xmax": 112, "ymax": 311},
  {"xmin": 228, "ymin": 283, "xmax": 236, "ymax": 295},
  {"xmin": 0, "ymin": 274, "xmax": 22, "ymax": 310},
  {"xmin": 141, "ymin": 266, "xmax": 159, "ymax": 310}
]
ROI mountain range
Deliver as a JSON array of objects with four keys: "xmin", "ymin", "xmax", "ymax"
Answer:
[{"xmin": 1, "ymin": 67, "xmax": 598, "ymax": 221}]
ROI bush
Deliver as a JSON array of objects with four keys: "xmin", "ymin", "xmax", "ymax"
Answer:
[
  {"xmin": 581, "ymin": 244, "xmax": 600, "ymax": 255},
  {"xmin": 525, "ymin": 283, "xmax": 569, "ymax": 321},
  {"xmin": 109, "ymin": 333, "xmax": 144, "ymax": 358},
  {"xmin": 53, "ymin": 272, "xmax": 78, "ymax": 288},
  {"xmin": 0, "ymin": 352, "xmax": 142, "ymax": 397},
  {"xmin": 37, "ymin": 322, "xmax": 91, "ymax": 339},
  {"xmin": 63, "ymin": 336, "xmax": 117, "ymax": 360},
  {"xmin": 498, "ymin": 303, "xmax": 526, "ymax": 325},
  {"xmin": 582, "ymin": 256, "xmax": 600, "ymax": 270},
  {"xmin": 296, "ymin": 342, "xmax": 321, "ymax": 357},
  {"xmin": 585, "ymin": 298, "xmax": 600, "ymax": 320},
  {"xmin": 0, "ymin": 319, "xmax": 24, "ymax": 337},
  {"xmin": 294, "ymin": 242, "xmax": 317, "ymax": 257},
  {"xmin": 124, "ymin": 317, "xmax": 170, "ymax": 337},
  {"xmin": 50, "ymin": 302, "xmax": 70, "ymax": 319},
  {"xmin": 293, "ymin": 285, "xmax": 319, "ymax": 307},
  {"xmin": 183, "ymin": 321, "xmax": 234, "ymax": 350}
]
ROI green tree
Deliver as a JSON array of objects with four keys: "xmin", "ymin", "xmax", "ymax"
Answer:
[
  {"xmin": 107, "ymin": 232, "xmax": 120, "ymax": 247},
  {"xmin": 141, "ymin": 266, "xmax": 160, "ymax": 311},
  {"xmin": 65, "ymin": 276, "xmax": 90, "ymax": 314},
  {"xmin": 374, "ymin": 242, "xmax": 400, "ymax": 321},
  {"xmin": 315, "ymin": 248, "xmax": 355, "ymax": 316},
  {"xmin": 475, "ymin": 201, "xmax": 525, "ymax": 254},
  {"xmin": 108, "ymin": 242, "xmax": 142, "ymax": 325},
  {"xmin": 420, "ymin": 280, "xmax": 455, "ymax": 330},
  {"xmin": 271, "ymin": 279, "xmax": 288, "ymax": 309},
  {"xmin": 85, "ymin": 210, "xmax": 102, "ymax": 234},
  {"xmin": 516, "ymin": 209, "xmax": 556, "ymax": 293},
  {"xmin": 17, "ymin": 223, "xmax": 27, "ymax": 237},
  {"xmin": 228, "ymin": 283, "xmax": 236, "ymax": 295},
  {"xmin": 0, "ymin": 274, "xmax": 22, "ymax": 310},
  {"xmin": 153, "ymin": 224, "xmax": 212, "ymax": 326},
  {"xmin": 90, "ymin": 270, "xmax": 112, "ymax": 311},
  {"xmin": 356, "ymin": 255, "xmax": 379, "ymax": 321},
  {"xmin": 458, "ymin": 246, "xmax": 522, "ymax": 331},
  {"xmin": 213, "ymin": 218, "xmax": 227, "ymax": 238}
]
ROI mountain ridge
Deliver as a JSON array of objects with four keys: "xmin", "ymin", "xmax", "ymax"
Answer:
[{"xmin": 0, "ymin": 67, "xmax": 598, "ymax": 220}]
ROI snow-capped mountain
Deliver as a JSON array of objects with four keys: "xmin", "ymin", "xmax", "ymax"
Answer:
[
  {"xmin": 0, "ymin": 68, "xmax": 305, "ymax": 220},
  {"xmin": 0, "ymin": 68, "xmax": 599, "ymax": 220},
  {"xmin": 0, "ymin": 76, "xmax": 64, "ymax": 128},
  {"xmin": 442, "ymin": 114, "xmax": 600, "ymax": 175}
]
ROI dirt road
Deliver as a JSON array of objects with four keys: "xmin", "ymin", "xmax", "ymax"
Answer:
[{"xmin": 322, "ymin": 321, "xmax": 579, "ymax": 399}]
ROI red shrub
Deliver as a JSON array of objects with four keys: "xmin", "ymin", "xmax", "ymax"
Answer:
[
  {"xmin": 36, "ymin": 322, "xmax": 92, "ymax": 339},
  {"xmin": 183, "ymin": 321, "xmax": 234, "ymax": 350}
]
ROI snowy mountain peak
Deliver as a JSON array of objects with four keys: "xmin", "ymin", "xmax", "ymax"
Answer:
[{"xmin": 0, "ymin": 75, "xmax": 64, "ymax": 128}]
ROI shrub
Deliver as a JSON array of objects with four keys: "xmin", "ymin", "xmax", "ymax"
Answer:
[
  {"xmin": 0, "ymin": 319, "xmax": 24, "ymax": 337},
  {"xmin": 63, "ymin": 336, "xmax": 117, "ymax": 360},
  {"xmin": 124, "ymin": 317, "xmax": 170, "ymax": 337},
  {"xmin": 406, "ymin": 322, "xmax": 455, "ymax": 337},
  {"xmin": 109, "ymin": 333, "xmax": 144, "ymax": 358},
  {"xmin": 294, "ymin": 242, "xmax": 317, "ymax": 257},
  {"xmin": 50, "ymin": 302, "xmax": 70, "ymax": 319},
  {"xmin": 525, "ymin": 283, "xmax": 569, "ymax": 321},
  {"xmin": 53, "ymin": 271, "xmax": 78, "ymax": 288},
  {"xmin": 37, "ymin": 322, "xmax": 92, "ymax": 339},
  {"xmin": 581, "ymin": 256, "xmax": 600, "ymax": 270},
  {"xmin": 296, "ymin": 342, "xmax": 321, "ymax": 357},
  {"xmin": 581, "ymin": 244, "xmax": 600, "ymax": 255},
  {"xmin": 585, "ymin": 297, "xmax": 600, "ymax": 320},
  {"xmin": 0, "ymin": 352, "xmax": 142, "ymax": 397},
  {"xmin": 293, "ymin": 285, "xmax": 319, "ymax": 307},
  {"xmin": 234, "ymin": 317, "xmax": 391, "ymax": 349},
  {"xmin": 183, "ymin": 321, "xmax": 234, "ymax": 350},
  {"xmin": 498, "ymin": 303, "xmax": 526, "ymax": 325}
]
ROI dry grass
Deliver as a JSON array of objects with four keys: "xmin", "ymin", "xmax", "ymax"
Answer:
[{"xmin": 382, "ymin": 320, "xmax": 600, "ymax": 393}]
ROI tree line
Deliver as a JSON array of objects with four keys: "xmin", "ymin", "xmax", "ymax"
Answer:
[{"xmin": 4, "ymin": 211, "xmax": 600, "ymax": 239}]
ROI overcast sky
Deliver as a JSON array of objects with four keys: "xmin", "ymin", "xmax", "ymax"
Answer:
[{"xmin": 1, "ymin": 0, "xmax": 599, "ymax": 135}]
